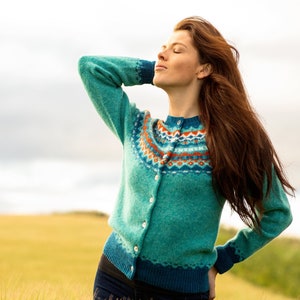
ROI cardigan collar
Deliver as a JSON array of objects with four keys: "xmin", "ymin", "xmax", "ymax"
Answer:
[{"xmin": 164, "ymin": 115, "xmax": 201, "ymax": 128}]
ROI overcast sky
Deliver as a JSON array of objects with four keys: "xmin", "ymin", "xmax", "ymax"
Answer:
[
  {"xmin": 2, "ymin": 0, "xmax": 300, "ymax": 86},
  {"xmin": 1, "ymin": 0, "xmax": 300, "ymax": 184}
]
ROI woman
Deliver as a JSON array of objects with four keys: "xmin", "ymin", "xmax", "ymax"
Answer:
[{"xmin": 79, "ymin": 16, "xmax": 293, "ymax": 300}]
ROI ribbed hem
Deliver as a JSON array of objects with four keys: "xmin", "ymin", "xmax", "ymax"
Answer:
[
  {"xmin": 104, "ymin": 232, "xmax": 210, "ymax": 293},
  {"xmin": 103, "ymin": 232, "xmax": 136, "ymax": 279},
  {"xmin": 136, "ymin": 257, "xmax": 209, "ymax": 293}
]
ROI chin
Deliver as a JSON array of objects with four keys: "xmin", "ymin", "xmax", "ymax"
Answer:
[
  {"xmin": 153, "ymin": 77, "xmax": 165, "ymax": 88},
  {"xmin": 153, "ymin": 76, "xmax": 159, "ymax": 86}
]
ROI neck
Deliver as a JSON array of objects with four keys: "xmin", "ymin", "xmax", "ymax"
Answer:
[{"xmin": 167, "ymin": 88, "xmax": 201, "ymax": 118}]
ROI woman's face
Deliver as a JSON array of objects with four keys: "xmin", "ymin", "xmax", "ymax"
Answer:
[{"xmin": 153, "ymin": 30, "xmax": 203, "ymax": 90}]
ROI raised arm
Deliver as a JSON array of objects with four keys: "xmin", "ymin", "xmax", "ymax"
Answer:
[{"xmin": 78, "ymin": 56, "xmax": 155, "ymax": 143}]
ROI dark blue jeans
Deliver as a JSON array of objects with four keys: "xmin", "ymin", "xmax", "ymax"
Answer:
[{"xmin": 93, "ymin": 256, "xmax": 209, "ymax": 300}]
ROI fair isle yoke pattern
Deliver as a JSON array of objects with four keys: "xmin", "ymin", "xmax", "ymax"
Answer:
[{"xmin": 131, "ymin": 111, "xmax": 212, "ymax": 174}]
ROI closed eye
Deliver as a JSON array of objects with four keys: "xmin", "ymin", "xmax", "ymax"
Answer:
[{"xmin": 173, "ymin": 49, "xmax": 181, "ymax": 53}]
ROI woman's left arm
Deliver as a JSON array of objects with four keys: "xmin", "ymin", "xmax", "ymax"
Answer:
[{"xmin": 214, "ymin": 168, "xmax": 293, "ymax": 274}]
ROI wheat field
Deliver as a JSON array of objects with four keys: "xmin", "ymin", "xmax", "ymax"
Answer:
[{"xmin": 0, "ymin": 213, "xmax": 295, "ymax": 300}]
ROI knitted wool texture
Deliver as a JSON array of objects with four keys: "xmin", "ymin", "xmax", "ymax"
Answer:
[{"xmin": 78, "ymin": 56, "xmax": 292, "ymax": 293}]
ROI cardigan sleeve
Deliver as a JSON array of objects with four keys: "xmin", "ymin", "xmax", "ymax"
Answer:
[
  {"xmin": 78, "ymin": 56, "xmax": 155, "ymax": 143},
  {"xmin": 214, "ymin": 168, "xmax": 293, "ymax": 274}
]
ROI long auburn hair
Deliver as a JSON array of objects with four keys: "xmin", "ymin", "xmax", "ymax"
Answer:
[{"xmin": 175, "ymin": 16, "xmax": 294, "ymax": 229}]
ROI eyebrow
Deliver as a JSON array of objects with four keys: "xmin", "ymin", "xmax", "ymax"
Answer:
[{"xmin": 161, "ymin": 42, "xmax": 188, "ymax": 49}]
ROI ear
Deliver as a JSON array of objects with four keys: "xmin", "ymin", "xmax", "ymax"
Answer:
[{"xmin": 197, "ymin": 63, "xmax": 212, "ymax": 79}]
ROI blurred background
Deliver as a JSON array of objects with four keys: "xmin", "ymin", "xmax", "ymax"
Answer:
[{"xmin": 0, "ymin": 0, "xmax": 299, "ymax": 234}]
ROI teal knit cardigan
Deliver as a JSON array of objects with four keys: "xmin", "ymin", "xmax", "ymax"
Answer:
[{"xmin": 78, "ymin": 56, "xmax": 292, "ymax": 293}]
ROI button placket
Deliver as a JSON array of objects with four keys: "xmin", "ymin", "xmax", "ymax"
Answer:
[
  {"xmin": 134, "ymin": 172, "xmax": 160, "ymax": 261},
  {"xmin": 128, "ymin": 117, "xmax": 186, "ymax": 276}
]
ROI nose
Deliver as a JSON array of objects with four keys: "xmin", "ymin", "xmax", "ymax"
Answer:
[{"xmin": 157, "ymin": 48, "xmax": 167, "ymax": 61}]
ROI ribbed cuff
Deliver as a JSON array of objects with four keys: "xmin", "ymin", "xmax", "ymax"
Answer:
[
  {"xmin": 214, "ymin": 246, "xmax": 236, "ymax": 274},
  {"xmin": 138, "ymin": 60, "xmax": 155, "ymax": 84}
]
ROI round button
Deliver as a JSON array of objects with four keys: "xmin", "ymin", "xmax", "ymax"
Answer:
[
  {"xmin": 149, "ymin": 197, "xmax": 154, "ymax": 203},
  {"xmin": 177, "ymin": 120, "xmax": 181, "ymax": 125},
  {"xmin": 130, "ymin": 265, "xmax": 134, "ymax": 272},
  {"xmin": 142, "ymin": 221, "xmax": 147, "ymax": 228},
  {"xmin": 134, "ymin": 245, "xmax": 139, "ymax": 252},
  {"xmin": 154, "ymin": 174, "xmax": 159, "ymax": 181}
]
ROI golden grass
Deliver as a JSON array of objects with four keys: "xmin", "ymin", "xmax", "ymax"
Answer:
[{"xmin": 0, "ymin": 213, "xmax": 295, "ymax": 299}]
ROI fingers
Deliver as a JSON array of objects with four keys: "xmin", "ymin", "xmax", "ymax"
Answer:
[
  {"xmin": 209, "ymin": 289, "xmax": 216, "ymax": 299},
  {"xmin": 209, "ymin": 287, "xmax": 216, "ymax": 299},
  {"xmin": 208, "ymin": 266, "xmax": 218, "ymax": 300}
]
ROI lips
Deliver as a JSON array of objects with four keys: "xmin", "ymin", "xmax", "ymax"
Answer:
[{"xmin": 155, "ymin": 64, "xmax": 167, "ymax": 71}]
